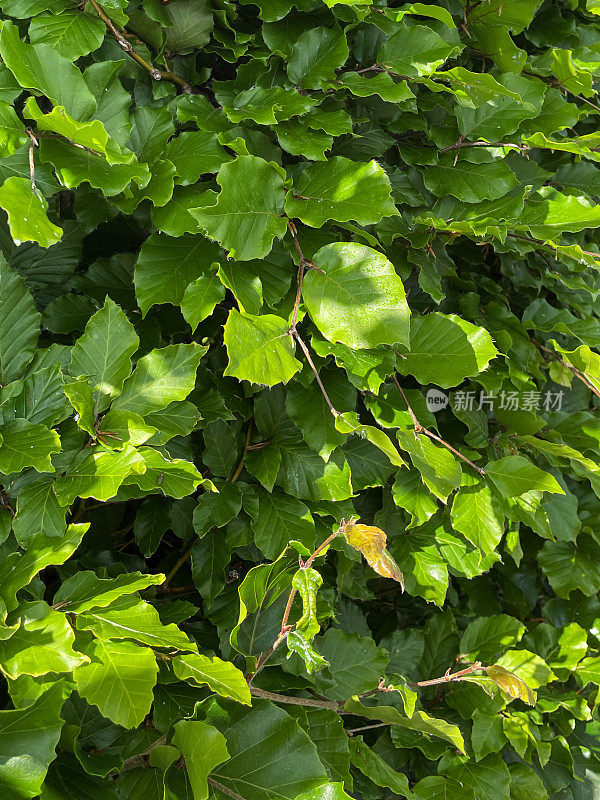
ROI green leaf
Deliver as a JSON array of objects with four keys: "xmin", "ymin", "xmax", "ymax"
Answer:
[
  {"xmin": 73, "ymin": 638, "xmax": 158, "ymax": 728},
  {"xmin": 396, "ymin": 429, "xmax": 461, "ymax": 502},
  {"xmin": 172, "ymin": 653, "xmax": 251, "ymax": 705},
  {"xmin": 180, "ymin": 272, "xmax": 226, "ymax": 331},
  {"xmin": 294, "ymin": 785, "xmax": 354, "ymax": 800},
  {"xmin": 517, "ymin": 186, "xmax": 600, "ymax": 239},
  {"xmin": 424, "ymin": 156, "xmax": 518, "ymax": 203},
  {"xmin": 75, "ymin": 595, "xmax": 197, "ymax": 652},
  {"xmin": 12, "ymin": 477, "xmax": 65, "ymax": 547},
  {"xmin": 217, "ymin": 259, "xmax": 263, "ymax": 315},
  {"xmin": 251, "ymin": 489, "xmax": 315, "ymax": 559},
  {"xmin": 315, "ymin": 629, "xmax": 388, "ymax": 700},
  {"xmin": 39, "ymin": 138, "xmax": 150, "ymax": 196},
  {"xmin": 292, "ymin": 566, "xmax": 322, "ymax": 638},
  {"xmin": 0, "ymin": 19, "xmax": 96, "ymax": 120},
  {"xmin": 230, "ymin": 549, "xmax": 297, "ymax": 657},
  {"xmin": 28, "ymin": 10, "xmax": 105, "ymax": 59},
  {"xmin": 303, "ymin": 243, "xmax": 409, "ymax": 350},
  {"xmin": 217, "ymin": 85, "xmax": 318, "ymax": 126},
  {"xmin": 0, "ymin": 600, "xmax": 87, "ymax": 679},
  {"xmin": 24, "ymin": 98, "xmax": 130, "ymax": 165},
  {"xmin": 191, "ymin": 156, "xmax": 287, "ymax": 260},
  {"xmin": 286, "ymin": 157, "xmax": 397, "ymax": 228},
  {"xmin": 54, "ymin": 444, "xmax": 146, "ymax": 506},
  {"xmin": 163, "ymin": 0, "xmax": 213, "ymax": 53},
  {"xmin": 204, "ymin": 698, "xmax": 329, "ymax": 800},
  {"xmin": 0, "ymin": 254, "xmax": 40, "ymax": 382},
  {"xmin": 392, "ymin": 469, "xmax": 438, "ymax": 528},
  {"xmin": 486, "ymin": 455, "xmax": 564, "ymax": 497},
  {"xmin": 397, "ymin": 313, "xmax": 498, "ymax": 389},
  {"xmin": 337, "ymin": 72, "xmax": 415, "ymax": 103},
  {"xmin": 0, "ymin": 523, "xmax": 87, "ymax": 612},
  {"xmin": 344, "ymin": 697, "xmax": 465, "ymax": 753},
  {"xmin": 460, "ymin": 615, "xmax": 525, "ymax": 662},
  {"xmin": 0, "ymin": 177, "xmax": 62, "ymax": 248},
  {"xmin": 223, "ymin": 309, "xmax": 302, "ymax": 386},
  {"xmin": 193, "ymin": 483, "xmax": 242, "ymax": 537},
  {"xmin": 275, "ymin": 118, "xmax": 333, "ymax": 161},
  {"xmin": 538, "ymin": 534, "xmax": 600, "ymax": 598},
  {"xmin": 379, "ymin": 23, "xmax": 460, "ymax": 77},
  {"xmin": 53, "ymin": 570, "xmax": 165, "ymax": 613},
  {"xmin": 277, "ymin": 444, "xmax": 353, "ymax": 501},
  {"xmin": 0, "ymin": 101, "xmax": 28, "ymax": 157},
  {"xmin": 113, "ymin": 343, "xmax": 206, "ymax": 416},
  {"xmin": 172, "ymin": 720, "xmax": 229, "ymax": 800},
  {"xmin": 450, "ymin": 483, "xmax": 504, "ymax": 554},
  {"xmin": 0, "ymin": 681, "xmax": 66, "ymax": 799},
  {"xmin": 348, "ymin": 737, "xmax": 412, "ymax": 797},
  {"xmin": 287, "ymin": 371, "xmax": 355, "ymax": 460},
  {"xmin": 412, "ymin": 776, "xmax": 472, "ymax": 800},
  {"xmin": 287, "ymin": 27, "xmax": 349, "ymax": 89},
  {"xmin": 152, "ymin": 185, "xmax": 216, "ymax": 238},
  {"xmin": 69, "ymin": 296, "xmax": 139, "ymax": 412},
  {"xmin": 0, "ymin": 418, "xmax": 61, "ymax": 474},
  {"xmin": 134, "ymin": 232, "xmax": 222, "ymax": 317},
  {"xmin": 165, "ymin": 131, "xmax": 234, "ymax": 183},
  {"xmin": 390, "ymin": 530, "xmax": 448, "ymax": 606},
  {"xmin": 144, "ymin": 401, "xmax": 201, "ymax": 446}
]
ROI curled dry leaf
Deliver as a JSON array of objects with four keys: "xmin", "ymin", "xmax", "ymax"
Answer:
[{"xmin": 341, "ymin": 519, "xmax": 404, "ymax": 589}]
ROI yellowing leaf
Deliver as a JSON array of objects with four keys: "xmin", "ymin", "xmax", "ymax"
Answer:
[
  {"xmin": 342, "ymin": 520, "xmax": 404, "ymax": 588},
  {"xmin": 486, "ymin": 665, "xmax": 536, "ymax": 705}
]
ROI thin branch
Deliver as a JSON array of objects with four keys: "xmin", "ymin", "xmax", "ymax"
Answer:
[
  {"xmin": 25, "ymin": 128, "xmax": 37, "ymax": 193},
  {"xmin": 207, "ymin": 778, "xmax": 246, "ymax": 800},
  {"xmin": 249, "ymin": 686, "xmax": 343, "ymax": 712},
  {"xmin": 345, "ymin": 722, "xmax": 389, "ymax": 735},
  {"xmin": 292, "ymin": 330, "xmax": 339, "ymax": 417},
  {"xmin": 230, "ymin": 418, "xmax": 254, "ymax": 483},
  {"xmin": 164, "ymin": 542, "xmax": 194, "ymax": 588},
  {"xmin": 305, "ymin": 529, "xmax": 341, "ymax": 568},
  {"xmin": 392, "ymin": 375, "xmax": 486, "ymax": 475},
  {"xmin": 286, "ymin": 219, "xmax": 339, "ymax": 417},
  {"xmin": 531, "ymin": 338, "xmax": 600, "ymax": 400},
  {"xmin": 155, "ymin": 584, "xmax": 196, "ymax": 595},
  {"xmin": 120, "ymin": 735, "xmax": 167, "ymax": 772},
  {"xmin": 248, "ymin": 528, "xmax": 342, "ymax": 681},
  {"xmin": 86, "ymin": 0, "xmax": 192, "ymax": 91},
  {"xmin": 438, "ymin": 140, "xmax": 525, "ymax": 154},
  {"xmin": 409, "ymin": 662, "xmax": 483, "ymax": 688},
  {"xmin": 507, "ymin": 232, "xmax": 600, "ymax": 261}
]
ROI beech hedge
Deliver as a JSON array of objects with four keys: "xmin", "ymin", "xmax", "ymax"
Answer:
[{"xmin": 0, "ymin": 0, "xmax": 599, "ymax": 798}]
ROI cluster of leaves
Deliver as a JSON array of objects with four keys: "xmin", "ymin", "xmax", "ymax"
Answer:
[{"xmin": 1, "ymin": 0, "xmax": 600, "ymax": 798}]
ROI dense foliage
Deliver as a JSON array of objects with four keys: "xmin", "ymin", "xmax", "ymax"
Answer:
[{"xmin": 1, "ymin": 0, "xmax": 600, "ymax": 797}]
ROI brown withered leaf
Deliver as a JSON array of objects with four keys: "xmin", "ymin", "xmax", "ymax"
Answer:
[
  {"xmin": 486, "ymin": 665, "xmax": 536, "ymax": 706},
  {"xmin": 341, "ymin": 520, "xmax": 404, "ymax": 588}
]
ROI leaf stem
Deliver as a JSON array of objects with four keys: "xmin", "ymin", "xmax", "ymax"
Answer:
[
  {"xmin": 392, "ymin": 375, "xmax": 486, "ymax": 475},
  {"xmin": 164, "ymin": 542, "xmax": 194, "ymax": 588},
  {"xmin": 230, "ymin": 418, "xmax": 254, "ymax": 483},
  {"xmin": 286, "ymin": 219, "xmax": 339, "ymax": 417},
  {"xmin": 249, "ymin": 686, "xmax": 343, "ymax": 712},
  {"xmin": 248, "ymin": 528, "xmax": 342, "ymax": 681},
  {"xmin": 86, "ymin": 0, "xmax": 192, "ymax": 92},
  {"xmin": 207, "ymin": 778, "xmax": 247, "ymax": 800},
  {"xmin": 408, "ymin": 662, "xmax": 483, "ymax": 687},
  {"xmin": 530, "ymin": 338, "xmax": 600, "ymax": 400},
  {"xmin": 25, "ymin": 128, "xmax": 37, "ymax": 193},
  {"xmin": 438, "ymin": 140, "xmax": 525, "ymax": 154}
]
